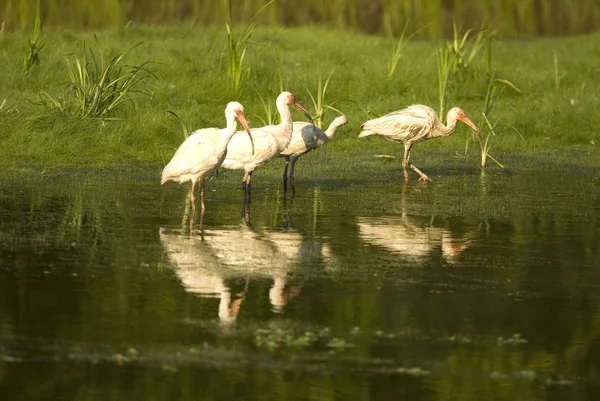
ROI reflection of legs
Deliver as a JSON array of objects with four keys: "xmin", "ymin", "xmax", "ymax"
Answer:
[
  {"xmin": 241, "ymin": 198, "xmax": 250, "ymax": 222},
  {"xmin": 283, "ymin": 160, "xmax": 289, "ymax": 194}
]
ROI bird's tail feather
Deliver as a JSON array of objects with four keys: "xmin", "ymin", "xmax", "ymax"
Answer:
[
  {"xmin": 325, "ymin": 115, "xmax": 349, "ymax": 139},
  {"xmin": 358, "ymin": 130, "xmax": 376, "ymax": 138}
]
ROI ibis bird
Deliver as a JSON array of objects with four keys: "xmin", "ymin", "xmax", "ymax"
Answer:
[
  {"xmin": 279, "ymin": 115, "xmax": 348, "ymax": 194},
  {"xmin": 359, "ymin": 105, "xmax": 479, "ymax": 182},
  {"xmin": 161, "ymin": 102, "xmax": 254, "ymax": 212},
  {"xmin": 220, "ymin": 91, "xmax": 312, "ymax": 199}
]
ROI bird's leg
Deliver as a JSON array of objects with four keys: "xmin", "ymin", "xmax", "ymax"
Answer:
[
  {"xmin": 403, "ymin": 143, "xmax": 430, "ymax": 182},
  {"xmin": 200, "ymin": 177, "xmax": 206, "ymax": 214},
  {"xmin": 402, "ymin": 143, "xmax": 412, "ymax": 181},
  {"xmin": 410, "ymin": 164, "xmax": 431, "ymax": 182},
  {"xmin": 242, "ymin": 171, "xmax": 249, "ymax": 201},
  {"xmin": 190, "ymin": 180, "xmax": 197, "ymax": 210},
  {"xmin": 289, "ymin": 159, "xmax": 297, "ymax": 195},
  {"xmin": 283, "ymin": 160, "xmax": 289, "ymax": 194},
  {"xmin": 246, "ymin": 171, "xmax": 253, "ymax": 204}
]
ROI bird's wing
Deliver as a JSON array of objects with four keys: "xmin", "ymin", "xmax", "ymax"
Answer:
[
  {"xmin": 224, "ymin": 129, "xmax": 278, "ymax": 165},
  {"xmin": 361, "ymin": 105, "xmax": 435, "ymax": 142},
  {"xmin": 279, "ymin": 122, "xmax": 321, "ymax": 156},
  {"xmin": 162, "ymin": 128, "xmax": 221, "ymax": 178}
]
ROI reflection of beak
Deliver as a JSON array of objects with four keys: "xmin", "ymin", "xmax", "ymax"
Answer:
[
  {"xmin": 293, "ymin": 102, "xmax": 314, "ymax": 124},
  {"xmin": 237, "ymin": 112, "xmax": 255, "ymax": 155},
  {"xmin": 460, "ymin": 115, "xmax": 479, "ymax": 134}
]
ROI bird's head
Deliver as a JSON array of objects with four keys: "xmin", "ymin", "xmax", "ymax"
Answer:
[
  {"xmin": 278, "ymin": 91, "xmax": 313, "ymax": 124},
  {"xmin": 226, "ymin": 101, "xmax": 255, "ymax": 154},
  {"xmin": 449, "ymin": 107, "xmax": 479, "ymax": 134}
]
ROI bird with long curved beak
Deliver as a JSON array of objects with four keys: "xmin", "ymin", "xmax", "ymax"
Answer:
[
  {"xmin": 359, "ymin": 105, "xmax": 479, "ymax": 182},
  {"xmin": 161, "ymin": 101, "xmax": 254, "ymax": 212},
  {"xmin": 220, "ymin": 91, "xmax": 312, "ymax": 200}
]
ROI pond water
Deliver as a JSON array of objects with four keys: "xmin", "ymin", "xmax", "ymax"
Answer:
[{"xmin": 0, "ymin": 166, "xmax": 599, "ymax": 401}]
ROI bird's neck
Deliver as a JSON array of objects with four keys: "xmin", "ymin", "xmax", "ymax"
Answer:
[
  {"xmin": 438, "ymin": 112, "xmax": 458, "ymax": 137},
  {"xmin": 277, "ymin": 102, "xmax": 293, "ymax": 138},
  {"xmin": 221, "ymin": 116, "xmax": 239, "ymax": 145}
]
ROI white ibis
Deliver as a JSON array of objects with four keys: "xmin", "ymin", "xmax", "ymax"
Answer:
[
  {"xmin": 279, "ymin": 115, "xmax": 348, "ymax": 194},
  {"xmin": 220, "ymin": 91, "xmax": 312, "ymax": 199},
  {"xmin": 161, "ymin": 102, "xmax": 254, "ymax": 212},
  {"xmin": 359, "ymin": 105, "xmax": 479, "ymax": 182}
]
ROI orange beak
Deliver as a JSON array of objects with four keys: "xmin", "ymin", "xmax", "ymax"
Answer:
[
  {"xmin": 236, "ymin": 112, "xmax": 255, "ymax": 155},
  {"xmin": 459, "ymin": 115, "xmax": 480, "ymax": 134},
  {"xmin": 293, "ymin": 101, "xmax": 314, "ymax": 124}
]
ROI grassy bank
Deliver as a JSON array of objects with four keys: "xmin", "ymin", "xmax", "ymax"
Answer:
[{"xmin": 0, "ymin": 25, "xmax": 599, "ymax": 180}]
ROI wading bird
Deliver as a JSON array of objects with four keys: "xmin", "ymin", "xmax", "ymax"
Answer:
[
  {"xmin": 161, "ymin": 102, "xmax": 254, "ymax": 212},
  {"xmin": 279, "ymin": 115, "xmax": 348, "ymax": 194},
  {"xmin": 358, "ymin": 105, "xmax": 479, "ymax": 182},
  {"xmin": 220, "ymin": 91, "xmax": 312, "ymax": 200}
]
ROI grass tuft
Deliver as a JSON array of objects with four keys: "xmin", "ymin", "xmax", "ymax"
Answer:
[
  {"xmin": 39, "ymin": 42, "xmax": 156, "ymax": 119},
  {"xmin": 22, "ymin": 0, "xmax": 44, "ymax": 73},
  {"xmin": 301, "ymin": 64, "xmax": 345, "ymax": 129}
]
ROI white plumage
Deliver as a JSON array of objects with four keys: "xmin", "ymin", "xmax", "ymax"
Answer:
[
  {"xmin": 220, "ymin": 91, "xmax": 312, "ymax": 197},
  {"xmin": 359, "ymin": 105, "xmax": 479, "ymax": 182},
  {"xmin": 279, "ymin": 115, "xmax": 348, "ymax": 193},
  {"xmin": 161, "ymin": 102, "xmax": 254, "ymax": 210}
]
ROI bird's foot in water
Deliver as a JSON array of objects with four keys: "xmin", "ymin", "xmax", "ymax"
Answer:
[{"xmin": 409, "ymin": 164, "xmax": 431, "ymax": 182}]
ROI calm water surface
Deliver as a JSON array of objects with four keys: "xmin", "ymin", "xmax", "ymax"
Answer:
[{"xmin": 0, "ymin": 167, "xmax": 599, "ymax": 400}]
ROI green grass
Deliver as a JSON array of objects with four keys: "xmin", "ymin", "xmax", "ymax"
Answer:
[{"xmin": 0, "ymin": 25, "xmax": 599, "ymax": 180}]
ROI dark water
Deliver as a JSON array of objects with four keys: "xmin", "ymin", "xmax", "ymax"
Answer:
[{"xmin": 0, "ymin": 167, "xmax": 599, "ymax": 401}]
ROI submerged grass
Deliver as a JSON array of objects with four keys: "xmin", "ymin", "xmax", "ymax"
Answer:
[{"xmin": 0, "ymin": 25, "xmax": 599, "ymax": 178}]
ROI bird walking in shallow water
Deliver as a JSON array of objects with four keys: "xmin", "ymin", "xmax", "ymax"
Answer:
[
  {"xmin": 280, "ymin": 115, "xmax": 348, "ymax": 194},
  {"xmin": 220, "ymin": 91, "xmax": 312, "ymax": 201},
  {"xmin": 359, "ymin": 105, "xmax": 479, "ymax": 182},
  {"xmin": 161, "ymin": 102, "xmax": 254, "ymax": 212}
]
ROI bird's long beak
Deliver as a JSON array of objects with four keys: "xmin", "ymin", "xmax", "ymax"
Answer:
[
  {"xmin": 459, "ymin": 115, "xmax": 480, "ymax": 135},
  {"xmin": 237, "ymin": 112, "xmax": 255, "ymax": 155},
  {"xmin": 293, "ymin": 102, "xmax": 314, "ymax": 124}
]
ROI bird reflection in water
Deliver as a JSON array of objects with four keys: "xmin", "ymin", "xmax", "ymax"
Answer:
[
  {"xmin": 161, "ymin": 195, "xmax": 333, "ymax": 322},
  {"xmin": 159, "ymin": 227, "xmax": 247, "ymax": 324},
  {"xmin": 357, "ymin": 184, "xmax": 472, "ymax": 265}
]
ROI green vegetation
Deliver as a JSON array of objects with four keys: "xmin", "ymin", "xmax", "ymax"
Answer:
[
  {"xmin": 38, "ymin": 42, "xmax": 156, "ymax": 118},
  {"xmin": 0, "ymin": 25, "xmax": 598, "ymax": 175},
  {"xmin": 22, "ymin": 0, "xmax": 43, "ymax": 73},
  {"xmin": 2, "ymin": 0, "xmax": 598, "ymax": 38}
]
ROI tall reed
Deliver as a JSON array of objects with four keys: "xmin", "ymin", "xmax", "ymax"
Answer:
[
  {"xmin": 301, "ymin": 65, "xmax": 344, "ymax": 129},
  {"xmin": 436, "ymin": 46, "xmax": 452, "ymax": 117},
  {"xmin": 471, "ymin": 36, "xmax": 522, "ymax": 168},
  {"xmin": 22, "ymin": 0, "xmax": 44, "ymax": 73},
  {"xmin": 224, "ymin": 0, "xmax": 274, "ymax": 95}
]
